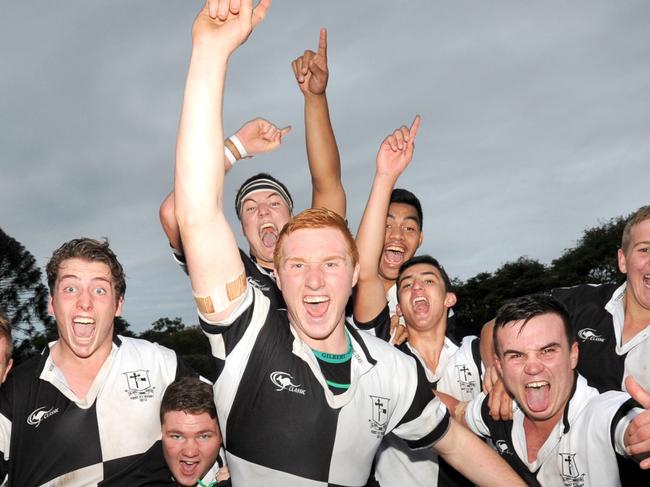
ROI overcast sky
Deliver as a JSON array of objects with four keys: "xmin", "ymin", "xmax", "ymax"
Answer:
[{"xmin": 2, "ymin": 1, "xmax": 649, "ymax": 333}]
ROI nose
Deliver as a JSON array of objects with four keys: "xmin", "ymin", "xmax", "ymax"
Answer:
[
  {"xmin": 181, "ymin": 439, "xmax": 199, "ymax": 457},
  {"xmin": 523, "ymin": 355, "xmax": 543, "ymax": 375},
  {"xmin": 388, "ymin": 224, "xmax": 404, "ymax": 241},
  {"xmin": 258, "ymin": 202, "xmax": 271, "ymax": 217},
  {"xmin": 412, "ymin": 278, "xmax": 424, "ymax": 290},
  {"xmin": 76, "ymin": 287, "xmax": 93, "ymax": 311},
  {"xmin": 305, "ymin": 264, "xmax": 324, "ymax": 290}
]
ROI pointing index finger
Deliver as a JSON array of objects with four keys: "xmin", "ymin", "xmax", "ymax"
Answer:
[
  {"xmin": 409, "ymin": 115, "xmax": 421, "ymax": 141},
  {"xmin": 318, "ymin": 28, "xmax": 327, "ymax": 59}
]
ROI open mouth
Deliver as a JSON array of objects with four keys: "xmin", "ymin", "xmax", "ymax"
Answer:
[
  {"xmin": 524, "ymin": 380, "xmax": 550, "ymax": 412},
  {"xmin": 72, "ymin": 316, "xmax": 95, "ymax": 339},
  {"xmin": 259, "ymin": 222, "xmax": 278, "ymax": 248},
  {"xmin": 383, "ymin": 245, "xmax": 405, "ymax": 266},
  {"xmin": 179, "ymin": 459, "xmax": 200, "ymax": 478},
  {"xmin": 303, "ymin": 295, "xmax": 330, "ymax": 318},
  {"xmin": 643, "ymin": 274, "xmax": 650, "ymax": 288},
  {"xmin": 411, "ymin": 295, "xmax": 430, "ymax": 314}
]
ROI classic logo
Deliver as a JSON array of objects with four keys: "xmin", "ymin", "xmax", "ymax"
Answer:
[
  {"xmin": 577, "ymin": 328, "xmax": 605, "ymax": 343},
  {"xmin": 495, "ymin": 440, "xmax": 513, "ymax": 456},
  {"xmin": 270, "ymin": 371, "xmax": 306, "ymax": 395},
  {"xmin": 248, "ymin": 276, "xmax": 271, "ymax": 293},
  {"xmin": 27, "ymin": 406, "xmax": 59, "ymax": 428},
  {"xmin": 368, "ymin": 395, "xmax": 390, "ymax": 438},
  {"xmin": 559, "ymin": 452, "xmax": 586, "ymax": 487},
  {"xmin": 124, "ymin": 370, "xmax": 155, "ymax": 402}
]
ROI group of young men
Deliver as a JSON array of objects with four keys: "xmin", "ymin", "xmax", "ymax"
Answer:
[{"xmin": 1, "ymin": 0, "xmax": 649, "ymax": 486}]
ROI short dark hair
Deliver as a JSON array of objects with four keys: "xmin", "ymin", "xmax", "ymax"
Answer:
[
  {"xmin": 234, "ymin": 172, "xmax": 294, "ymax": 220},
  {"xmin": 390, "ymin": 188, "xmax": 423, "ymax": 231},
  {"xmin": 397, "ymin": 255, "xmax": 452, "ymax": 292},
  {"xmin": 493, "ymin": 294, "xmax": 574, "ymax": 356},
  {"xmin": 0, "ymin": 311, "xmax": 13, "ymax": 363},
  {"xmin": 160, "ymin": 377, "xmax": 217, "ymax": 423},
  {"xmin": 46, "ymin": 238, "xmax": 126, "ymax": 300}
]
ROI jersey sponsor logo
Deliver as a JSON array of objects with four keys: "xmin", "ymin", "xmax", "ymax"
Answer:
[
  {"xmin": 495, "ymin": 440, "xmax": 513, "ymax": 456},
  {"xmin": 577, "ymin": 328, "xmax": 606, "ymax": 343},
  {"xmin": 248, "ymin": 276, "xmax": 271, "ymax": 293},
  {"xmin": 27, "ymin": 406, "xmax": 60, "ymax": 428},
  {"xmin": 270, "ymin": 371, "xmax": 306, "ymax": 395},
  {"xmin": 124, "ymin": 370, "xmax": 156, "ymax": 402},
  {"xmin": 455, "ymin": 364, "xmax": 477, "ymax": 398},
  {"xmin": 559, "ymin": 452, "xmax": 585, "ymax": 486},
  {"xmin": 368, "ymin": 395, "xmax": 390, "ymax": 438}
]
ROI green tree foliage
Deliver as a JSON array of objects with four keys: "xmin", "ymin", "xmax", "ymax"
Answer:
[
  {"xmin": 0, "ymin": 228, "xmax": 54, "ymax": 361},
  {"xmin": 453, "ymin": 214, "xmax": 629, "ymax": 337}
]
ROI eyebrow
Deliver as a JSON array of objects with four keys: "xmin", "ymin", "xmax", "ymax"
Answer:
[
  {"xmin": 387, "ymin": 213, "xmax": 419, "ymax": 224},
  {"xmin": 58, "ymin": 275, "xmax": 112, "ymax": 285},
  {"xmin": 284, "ymin": 255, "xmax": 346, "ymax": 263},
  {"xmin": 502, "ymin": 341, "xmax": 562, "ymax": 355},
  {"xmin": 242, "ymin": 193, "xmax": 282, "ymax": 205},
  {"xmin": 401, "ymin": 271, "xmax": 437, "ymax": 281}
]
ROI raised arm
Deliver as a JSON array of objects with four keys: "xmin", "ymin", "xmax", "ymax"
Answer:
[
  {"xmin": 161, "ymin": 117, "xmax": 290, "ymax": 255},
  {"xmin": 174, "ymin": 0, "xmax": 270, "ymax": 322},
  {"xmin": 291, "ymin": 28, "xmax": 345, "ymax": 218},
  {"xmin": 353, "ymin": 117, "xmax": 420, "ymax": 324}
]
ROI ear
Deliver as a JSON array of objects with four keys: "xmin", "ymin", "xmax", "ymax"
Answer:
[
  {"xmin": 1, "ymin": 359, "xmax": 13, "ymax": 383},
  {"xmin": 395, "ymin": 304, "xmax": 403, "ymax": 317},
  {"xmin": 444, "ymin": 292, "xmax": 457, "ymax": 308},
  {"xmin": 351, "ymin": 263, "xmax": 360, "ymax": 288},
  {"xmin": 417, "ymin": 231, "xmax": 424, "ymax": 249},
  {"xmin": 274, "ymin": 269, "xmax": 282, "ymax": 291},
  {"xmin": 494, "ymin": 354, "xmax": 503, "ymax": 378},
  {"xmin": 617, "ymin": 248, "xmax": 627, "ymax": 275},
  {"xmin": 569, "ymin": 341, "xmax": 579, "ymax": 369},
  {"xmin": 48, "ymin": 296, "xmax": 54, "ymax": 316},
  {"xmin": 115, "ymin": 297, "xmax": 124, "ymax": 317}
]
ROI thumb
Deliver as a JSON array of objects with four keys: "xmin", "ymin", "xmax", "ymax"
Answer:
[{"xmin": 626, "ymin": 376, "xmax": 650, "ymax": 408}]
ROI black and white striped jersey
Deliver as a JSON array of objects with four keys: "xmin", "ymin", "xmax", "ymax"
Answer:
[
  {"xmin": 464, "ymin": 375, "xmax": 641, "ymax": 487},
  {"xmin": 551, "ymin": 283, "xmax": 650, "ymax": 392},
  {"xmin": 0, "ymin": 336, "xmax": 191, "ymax": 486},
  {"xmin": 200, "ymin": 287, "xmax": 451, "ymax": 487}
]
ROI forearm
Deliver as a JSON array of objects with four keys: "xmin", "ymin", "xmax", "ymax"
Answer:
[
  {"xmin": 305, "ymin": 93, "xmax": 345, "ymax": 217},
  {"xmin": 434, "ymin": 419, "xmax": 525, "ymax": 486},
  {"xmin": 353, "ymin": 173, "xmax": 397, "ymax": 322}
]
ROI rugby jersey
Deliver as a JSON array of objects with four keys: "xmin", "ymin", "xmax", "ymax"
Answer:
[
  {"xmin": 0, "ymin": 336, "xmax": 190, "ymax": 486},
  {"xmin": 464, "ymin": 375, "xmax": 641, "ymax": 487},
  {"xmin": 551, "ymin": 283, "xmax": 650, "ymax": 392},
  {"xmin": 200, "ymin": 287, "xmax": 451, "ymax": 486}
]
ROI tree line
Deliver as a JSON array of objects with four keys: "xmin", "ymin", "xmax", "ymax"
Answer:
[{"xmin": 0, "ymin": 214, "xmax": 627, "ymax": 380}]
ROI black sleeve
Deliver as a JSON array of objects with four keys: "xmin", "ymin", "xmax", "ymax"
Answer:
[{"xmin": 354, "ymin": 304, "xmax": 391, "ymax": 341}]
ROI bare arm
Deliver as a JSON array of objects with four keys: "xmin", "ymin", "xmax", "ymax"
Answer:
[
  {"xmin": 174, "ymin": 0, "xmax": 270, "ymax": 321},
  {"xmin": 434, "ymin": 419, "xmax": 526, "ymax": 486},
  {"xmin": 161, "ymin": 117, "xmax": 290, "ymax": 255},
  {"xmin": 291, "ymin": 29, "xmax": 345, "ymax": 218},
  {"xmin": 353, "ymin": 117, "xmax": 420, "ymax": 324}
]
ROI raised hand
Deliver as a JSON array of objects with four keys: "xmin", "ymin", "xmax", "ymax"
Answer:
[
  {"xmin": 235, "ymin": 118, "xmax": 292, "ymax": 157},
  {"xmin": 376, "ymin": 115, "xmax": 421, "ymax": 179},
  {"xmin": 624, "ymin": 376, "xmax": 650, "ymax": 469},
  {"xmin": 192, "ymin": 0, "xmax": 271, "ymax": 55},
  {"xmin": 291, "ymin": 28, "xmax": 329, "ymax": 96}
]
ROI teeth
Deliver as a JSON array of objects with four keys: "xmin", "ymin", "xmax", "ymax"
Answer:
[
  {"xmin": 73, "ymin": 317, "xmax": 94, "ymax": 324},
  {"xmin": 526, "ymin": 381, "xmax": 549, "ymax": 389},
  {"xmin": 304, "ymin": 296, "xmax": 328, "ymax": 303},
  {"xmin": 413, "ymin": 296, "xmax": 427, "ymax": 303},
  {"xmin": 261, "ymin": 223, "xmax": 275, "ymax": 230},
  {"xmin": 385, "ymin": 246, "xmax": 404, "ymax": 253}
]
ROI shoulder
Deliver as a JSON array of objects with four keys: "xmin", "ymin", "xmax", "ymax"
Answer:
[{"xmin": 551, "ymin": 283, "xmax": 618, "ymax": 305}]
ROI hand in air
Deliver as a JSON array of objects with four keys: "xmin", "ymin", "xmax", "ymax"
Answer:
[
  {"xmin": 376, "ymin": 115, "xmax": 421, "ymax": 179},
  {"xmin": 291, "ymin": 28, "xmax": 329, "ymax": 96},
  {"xmin": 235, "ymin": 118, "xmax": 292, "ymax": 157}
]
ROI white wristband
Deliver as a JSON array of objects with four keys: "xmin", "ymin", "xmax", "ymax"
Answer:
[
  {"xmin": 229, "ymin": 135, "xmax": 248, "ymax": 158},
  {"xmin": 224, "ymin": 146, "xmax": 237, "ymax": 165}
]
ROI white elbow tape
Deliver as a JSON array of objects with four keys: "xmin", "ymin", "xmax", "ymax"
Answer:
[{"xmin": 193, "ymin": 268, "xmax": 247, "ymax": 315}]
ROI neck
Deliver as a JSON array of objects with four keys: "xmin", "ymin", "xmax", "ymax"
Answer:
[
  {"xmin": 623, "ymin": 288, "xmax": 650, "ymax": 337},
  {"xmin": 407, "ymin": 321, "xmax": 446, "ymax": 369},
  {"xmin": 50, "ymin": 342, "xmax": 111, "ymax": 399},
  {"xmin": 252, "ymin": 252, "xmax": 275, "ymax": 271},
  {"xmin": 297, "ymin": 322, "xmax": 348, "ymax": 355},
  {"xmin": 381, "ymin": 275, "xmax": 396, "ymax": 295}
]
